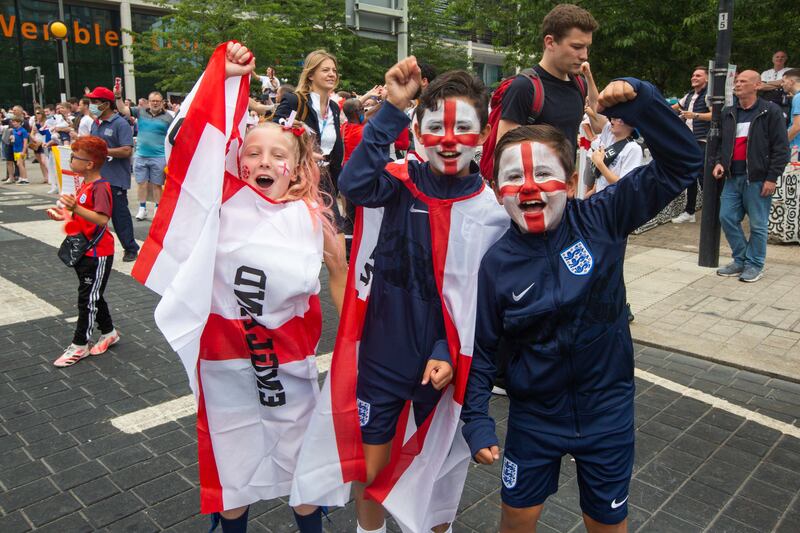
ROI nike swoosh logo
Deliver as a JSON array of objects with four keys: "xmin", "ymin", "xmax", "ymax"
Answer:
[
  {"xmin": 512, "ymin": 282, "xmax": 535, "ymax": 302},
  {"xmin": 409, "ymin": 205, "xmax": 429, "ymax": 214},
  {"xmin": 611, "ymin": 495, "xmax": 629, "ymax": 509}
]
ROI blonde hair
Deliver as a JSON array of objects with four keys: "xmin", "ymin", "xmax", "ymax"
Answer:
[
  {"xmin": 296, "ymin": 50, "xmax": 339, "ymax": 98},
  {"xmin": 242, "ymin": 121, "xmax": 337, "ymax": 243}
]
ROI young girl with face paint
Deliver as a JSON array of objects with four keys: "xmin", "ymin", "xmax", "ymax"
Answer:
[
  {"xmin": 462, "ymin": 79, "xmax": 704, "ymax": 533},
  {"xmin": 146, "ymin": 42, "xmax": 345, "ymax": 533},
  {"xmin": 332, "ymin": 59, "xmax": 505, "ymax": 533}
]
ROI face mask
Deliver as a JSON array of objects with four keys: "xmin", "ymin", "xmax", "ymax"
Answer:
[
  {"xmin": 419, "ymin": 99, "xmax": 481, "ymax": 175},
  {"xmin": 496, "ymin": 141, "xmax": 568, "ymax": 234},
  {"xmin": 89, "ymin": 104, "xmax": 103, "ymax": 116}
]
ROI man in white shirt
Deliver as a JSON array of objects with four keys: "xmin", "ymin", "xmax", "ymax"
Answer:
[
  {"xmin": 760, "ymin": 51, "xmax": 790, "ymax": 89},
  {"xmin": 77, "ymin": 97, "xmax": 95, "ymax": 137}
]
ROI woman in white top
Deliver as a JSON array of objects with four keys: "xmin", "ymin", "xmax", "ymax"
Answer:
[{"xmin": 274, "ymin": 50, "xmax": 349, "ymax": 241}]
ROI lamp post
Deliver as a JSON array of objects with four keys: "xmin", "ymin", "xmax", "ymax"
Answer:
[
  {"xmin": 48, "ymin": 20, "xmax": 69, "ymax": 102},
  {"xmin": 23, "ymin": 66, "xmax": 43, "ymax": 106},
  {"xmin": 698, "ymin": 0, "xmax": 734, "ymax": 267},
  {"xmin": 22, "ymin": 83, "xmax": 35, "ymax": 110}
]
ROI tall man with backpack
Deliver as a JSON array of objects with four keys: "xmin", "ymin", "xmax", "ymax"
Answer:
[
  {"xmin": 482, "ymin": 3, "xmax": 599, "ymax": 395},
  {"xmin": 480, "ymin": 3, "xmax": 599, "ymax": 182}
]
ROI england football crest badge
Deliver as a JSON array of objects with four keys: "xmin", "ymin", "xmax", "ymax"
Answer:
[
  {"xmin": 357, "ymin": 399, "xmax": 370, "ymax": 427},
  {"xmin": 79, "ymin": 193, "xmax": 87, "ymax": 204},
  {"xmin": 560, "ymin": 240, "xmax": 593, "ymax": 276},
  {"xmin": 502, "ymin": 457, "xmax": 518, "ymax": 489}
]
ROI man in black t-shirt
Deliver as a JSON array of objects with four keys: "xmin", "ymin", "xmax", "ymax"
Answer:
[
  {"xmin": 496, "ymin": 4, "xmax": 598, "ymax": 153},
  {"xmin": 491, "ymin": 3, "xmax": 599, "ymax": 400}
]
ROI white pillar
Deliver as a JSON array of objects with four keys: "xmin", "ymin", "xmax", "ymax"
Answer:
[{"xmin": 120, "ymin": 1, "xmax": 137, "ymax": 100}]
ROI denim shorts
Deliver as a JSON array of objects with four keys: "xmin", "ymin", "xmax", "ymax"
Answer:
[{"xmin": 133, "ymin": 157, "xmax": 166, "ymax": 185}]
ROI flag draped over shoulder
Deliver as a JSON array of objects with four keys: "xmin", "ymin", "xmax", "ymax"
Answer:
[
  {"xmin": 132, "ymin": 43, "xmax": 325, "ymax": 514},
  {"xmin": 291, "ymin": 161, "xmax": 508, "ymax": 532}
]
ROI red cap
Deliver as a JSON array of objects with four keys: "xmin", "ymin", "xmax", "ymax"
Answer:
[{"xmin": 86, "ymin": 87, "xmax": 115, "ymax": 102}]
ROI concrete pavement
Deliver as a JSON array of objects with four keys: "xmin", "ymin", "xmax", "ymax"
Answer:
[{"xmin": 1, "ymin": 161, "xmax": 799, "ymax": 532}]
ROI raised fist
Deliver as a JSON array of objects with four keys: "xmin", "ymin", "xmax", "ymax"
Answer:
[
  {"xmin": 384, "ymin": 56, "xmax": 422, "ymax": 110},
  {"xmin": 225, "ymin": 41, "xmax": 255, "ymax": 79},
  {"xmin": 597, "ymin": 81, "xmax": 637, "ymax": 112}
]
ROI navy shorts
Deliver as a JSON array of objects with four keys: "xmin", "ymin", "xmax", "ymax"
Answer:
[
  {"xmin": 501, "ymin": 422, "xmax": 634, "ymax": 525},
  {"xmin": 356, "ymin": 374, "xmax": 441, "ymax": 445}
]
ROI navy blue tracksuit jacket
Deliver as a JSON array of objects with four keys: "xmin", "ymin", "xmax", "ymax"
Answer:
[
  {"xmin": 339, "ymin": 102, "xmax": 483, "ymax": 397},
  {"xmin": 461, "ymin": 79, "xmax": 704, "ymax": 456}
]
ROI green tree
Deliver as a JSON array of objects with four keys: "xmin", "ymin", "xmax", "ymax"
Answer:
[
  {"xmin": 129, "ymin": 0, "xmax": 475, "ymax": 96},
  {"xmin": 449, "ymin": 0, "xmax": 799, "ymax": 96},
  {"xmin": 409, "ymin": 0, "xmax": 470, "ymax": 72}
]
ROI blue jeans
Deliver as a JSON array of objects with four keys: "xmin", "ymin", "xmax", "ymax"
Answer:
[
  {"xmin": 719, "ymin": 173, "xmax": 773, "ymax": 270},
  {"xmin": 111, "ymin": 185, "xmax": 139, "ymax": 253}
]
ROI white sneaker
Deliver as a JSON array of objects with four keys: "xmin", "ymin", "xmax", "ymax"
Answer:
[
  {"xmin": 47, "ymin": 186, "xmax": 59, "ymax": 194},
  {"xmin": 135, "ymin": 206, "xmax": 147, "ymax": 220},
  {"xmin": 671, "ymin": 212, "xmax": 695, "ymax": 224}
]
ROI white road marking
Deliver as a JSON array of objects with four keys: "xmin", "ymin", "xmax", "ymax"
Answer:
[
  {"xmin": 27, "ymin": 204, "xmax": 53, "ymax": 211},
  {"xmin": 2, "ymin": 220, "xmax": 144, "ymax": 275},
  {"xmin": 0, "ymin": 274, "xmax": 61, "ymax": 326},
  {"xmin": 636, "ymin": 368, "xmax": 800, "ymax": 438},
  {"xmin": 111, "ymin": 351, "xmax": 334, "ymax": 434},
  {"xmin": 111, "ymin": 395, "xmax": 196, "ymax": 434}
]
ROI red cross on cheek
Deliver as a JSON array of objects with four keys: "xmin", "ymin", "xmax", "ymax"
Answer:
[
  {"xmin": 240, "ymin": 165, "xmax": 250, "ymax": 181},
  {"xmin": 281, "ymin": 162, "xmax": 290, "ymax": 177},
  {"xmin": 419, "ymin": 100, "xmax": 481, "ymax": 148}
]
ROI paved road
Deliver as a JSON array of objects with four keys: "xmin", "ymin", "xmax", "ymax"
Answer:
[{"xmin": 1, "ymin": 185, "xmax": 799, "ymax": 532}]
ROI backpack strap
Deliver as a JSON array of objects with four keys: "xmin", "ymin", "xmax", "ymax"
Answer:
[
  {"xmin": 572, "ymin": 73, "xmax": 588, "ymax": 101},
  {"xmin": 517, "ymin": 68, "xmax": 545, "ymax": 122}
]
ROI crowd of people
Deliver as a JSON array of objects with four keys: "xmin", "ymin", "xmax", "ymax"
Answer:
[{"xmin": 1, "ymin": 2, "xmax": 796, "ymax": 532}]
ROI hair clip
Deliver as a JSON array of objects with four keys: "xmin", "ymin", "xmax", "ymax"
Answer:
[{"xmin": 279, "ymin": 111, "xmax": 306, "ymax": 137}]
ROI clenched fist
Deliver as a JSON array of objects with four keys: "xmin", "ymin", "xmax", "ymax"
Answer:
[
  {"xmin": 597, "ymin": 81, "xmax": 637, "ymax": 112},
  {"xmin": 225, "ymin": 41, "xmax": 255, "ymax": 79},
  {"xmin": 384, "ymin": 56, "xmax": 422, "ymax": 110}
]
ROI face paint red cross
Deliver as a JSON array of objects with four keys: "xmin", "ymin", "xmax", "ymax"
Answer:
[
  {"xmin": 419, "ymin": 100, "xmax": 481, "ymax": 149},
  {"xmin": 499, "ymin": 142, "xmax": 567, "ymax": 199}
]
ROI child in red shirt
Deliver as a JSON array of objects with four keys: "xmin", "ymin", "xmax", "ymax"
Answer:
[{"xmin": 48, "ymin": 136, "xmax": 119, "ymax": 367}]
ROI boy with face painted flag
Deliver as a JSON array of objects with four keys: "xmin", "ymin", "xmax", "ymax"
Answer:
[
  {"xmin": 461, "ymin": 78, "xmax": 703, "ymax": 533},
  {"xmin": 309, "ymin": 58, "xmax": 508, "ymax": 533}
]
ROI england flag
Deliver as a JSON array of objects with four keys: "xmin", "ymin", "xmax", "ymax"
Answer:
[
  {"xmin": 290, "ymin": 161, "xmax": 508, "ymax": 532},
  {"xmin": 132, "ymin": 43, "xmax": 325, "ymax": 513}
]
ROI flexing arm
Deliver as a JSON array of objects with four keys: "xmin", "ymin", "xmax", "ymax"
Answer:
[
  {"xmin": 339, "ymin": 57, "xmax": 421, "ymax": 206},
  {"xmin": 588, "ymin": 79, "xmax": 703, "ymax": 237}
]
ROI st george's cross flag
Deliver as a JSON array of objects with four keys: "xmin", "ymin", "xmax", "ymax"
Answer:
[
  {"xmin": 290, "ymin": 160, "xmax": 509, "ymax": 532},
  {"xmin": 132, "ymin": 43, "xmax": 325, "ymax": 514}
]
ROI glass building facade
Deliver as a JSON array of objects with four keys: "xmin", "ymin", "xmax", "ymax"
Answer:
[{"xmin": 0, "ymin": 0, "xmax": 162, "ymax": 109}]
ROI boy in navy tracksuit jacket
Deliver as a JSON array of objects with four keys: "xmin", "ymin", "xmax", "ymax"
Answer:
[
  {"xmin": 461, "ymin": 79, "xmax": 703, "ymax": 531},
  {"xmin": 339, "ymin": 58, "xmax": 494, "ymax": 533}
]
